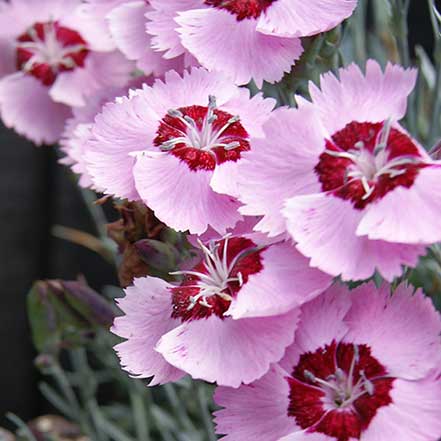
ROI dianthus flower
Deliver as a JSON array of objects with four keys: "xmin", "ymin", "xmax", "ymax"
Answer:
[
  {"xmin": 238, "ymin": 61, "xmax": 439, "ymax": 281},
  {"xmin": 147, "ymin": 0, "xmax": 343, "ymax": 86},
  {"xmin": 112, "ymin": 234, "xmax": 331, "ymax": 387},
  {"xmin": 0, "ymin": 0, "xmax": 133, "ymax": 144},
  {"xmin": 215, "ymin": 282, "xmax": 441, "ymax": 441},
  {"xmin": 85, "ymin": 68, "xmax": 276, "ymax": 234}
]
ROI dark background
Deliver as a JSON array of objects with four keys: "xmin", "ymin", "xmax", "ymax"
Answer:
[{"xmin": 0, "ymin": 0, "xmax": 438, "ymax": 426}]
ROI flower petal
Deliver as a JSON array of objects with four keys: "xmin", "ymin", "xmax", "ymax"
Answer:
[
  {"xmin": 134, "ymin": 152, "xmax": 242, "ymax": 234},
  {"xmin": 156, "ymin": 310, "xmax": 299, "ymax": 387},
  {"xmin": 112, "ymin": 276, "xmax": 185, "ymax": 386},
  {"xmin": 214, "ymin": 364, "xmax": 298, "ymax": 441},
  {"xmin": 0, "ymin": 73, "xmax": 71, "ymax": 145},
  {"xmin": 357, "ymin": 166, "xmax": 441, "ymax": 244},
  {"xmin": 227, "ymin": 242, "xmax": 332, "ymax": 319},
  {"xmin": 177, "ymin": 8, "xmax": 303, "ymax": 87},
  {"xmin": 344, "ymin": 283, "xmax": 441, "ymax": 380},
  {"xmin": 283, "ymin": 192, "xmax": 425, "ymax": 281}
]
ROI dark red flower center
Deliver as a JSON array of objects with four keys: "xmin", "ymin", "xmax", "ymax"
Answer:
[
  {"xmin": 16, "ymin": 21, "xmax": 89, "ymax": 86},
  {"xmin": 204, "ymin": 0, "xmax": 277, "ymax": 20},
  {"xmin": 170, "ymin": 236, "xmax": 264, "ymax": 322},
  {"xmin": 287, "ymin": 341, "xmax": 394, "ymax": 441},
  {"xmin": 315, "ymin": 121, "xmax": 427, "ymax": 209},
  {"xmin": 154, "ymin": 96, "xmax": 250, "ymax": 171}
]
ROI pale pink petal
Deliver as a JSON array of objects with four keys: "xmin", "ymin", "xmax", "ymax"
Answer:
[
  {"xmin": 357, "ymin": 166, "xmax": 441, "ymax": 244},
  {"xmin": 146, "ymin": 0, "xmax": 204, "ymax": 59},
  {"xmin": 73, "ymin": 0, "xmax": 127, "ymax": 50},
  {"xmin": 257, "ymin": 0, "xmax": 357, "ymax": 37},
  {"xmin": 0, "ymin": 73, "xmax": 71, "ymax": 145},
  {"xmin": 61, "ymin": 84, "xmax": 142, "ymax": 189},
  {"xmin": 0, "ymin": 38, "xmax": 17, "ymax": 77},
  {"xmin": 60, "ymin": 0, "xmax": 126, "ymax": 51},
  {"xmin": 139, "ymin": 68, "xmax": 238, "ymax": 117},
  {"xmin": 279, "ymin": 284, "xmax": 351, "ymax": 372},
  {"xmin": 237, "ymin": 107, "xmax": 327, "ymax": 237},
  {"xmin": 306, "ymin": 61, "xmax": 418, "ymax": 135},
  {"xmin": 362, "ymin": 374, "xmax": 441, "ymax": 441},
  {"xmin": 107, "ymin": 1, "xmax": 177, "ymax": 75},
  {"xmin": 227, "ymin": 242, "xmax": 332, "ymax": 319},
  {"xmin": 0, "ymin": 0, "xmax": 17, "ymax": 74},
  {"xmin": 210, "ymin": 160, "xmax": 242, "ymax": 199},
  {"xmin": 85, "ymin": 92, "xmax": 158, "ymax": 200},
  {"xmin": 221, "ymin": 90, "xmax": 276, "ymax": 139},
  {"xmin": 283, "ymin": 193, "xmax": 425, "ymax": 281},
  {"xmin": 108, "ymin": 2, "xmax": 150, "ymax": 59},
  {"xmin": 112, "ymin": 277, "xmax": 185, "ymax": 386},
  {"xmin": 156, "ymin": 309, "xmax": 299, "ymax": 387},
  {"xmin": 185, "ymin": 216, "xmax": 266, "ymax": 247},
  {"xmin": 134, "ymin": 152, "xmax": 242, "ymax": 234},
  {"xmin": 0, "ymin": 0, "xmax": 29, "ymax": 38},
  {"xmin": 177, "ymin": 8, "xmax": 303, "ymax": 87},
  {"xmin": 0, "ymin": 0, "xmax": 81, "ymax": 36},
  {"xmin": 61, "ymin": 123, "xmax": 96, "ymax": 188},
  {"xmin": 214, "ymin": 364, "xmax": 298, "ymax": 441},
  {"xmin": 210, "ymin": 88, "xmax": 278, "ymax": 196},
  {"xmin": 279, "ymin": 431, "xmax": 335, "ymax": 441},
  {"xmin": 50, "ymin": 51, "xmax": 133, "ymax": 107},
  {"xmin": 344, "ymin": 283, "xmax": 441, "ymax": 380}
]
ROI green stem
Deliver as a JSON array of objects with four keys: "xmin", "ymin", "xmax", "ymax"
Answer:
[
  {"xmin": 392, "ymin": 0, "xmax": 417, "ymax": 134},
  {"xmin": 352, "ymin": 0, "xmax": 368, "ymax": 64},
  {"xmin": 79, "ymin": 187, "xmax": 109, "ymax": 240},
  {"xmin": 130, "ymin": 384, "xmax": 151, "ymax": 441},
  {"xmin": 164, "ymin": 384, "xmax": 197, "ymax": 433},
  {"xmin": 428, "ymin": 0, "xmax": 441, "ymax": 143},
  {"xmin": 95, "ymin": 417, "xmax": 137, "ymax": 441},
  {"xmin": 39, "ymin": 382, "xmax": 74, "ymax": 419},
  {"xmin": 70, "ymin": 348, "xmax": 108, "ymax": 441},
  {"xmin": 194, "ymin": 383, "xmax": 216, "ymax": 441},
  {"xmin": 6, "ymin": 413, "xmax": 38, "ymax": 441}
]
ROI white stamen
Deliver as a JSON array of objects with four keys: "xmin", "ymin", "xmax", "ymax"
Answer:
[
  {"xmin": 160, "ymin": 96, "xmax": 246, "ymax": 156},
  {"xmin": 170, "ymin": 235, "xmax": 254, "ymax": 312},
  {"xmin": 17, "ymin": 21, "xmax": 87, "ymax": 75},
  {"xmin": 323, "ymin": 119, "xmax": 424, "ymax": 200},
  {"xmin": 305, "ymin": 344, "xmax": 383, "ymax": 410}
]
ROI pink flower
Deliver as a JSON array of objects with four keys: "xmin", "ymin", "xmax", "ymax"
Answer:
[
  {"xmin": 237, "ymin": 61, "xmax": 439, "ymax": 281},
  {"xmin": 147, "ymin": 0, "xmax": 312, "ymax": 87},
  {"xmin": 85, "ymin": 68, "xmax": 276, "ymax": 234},
  {"xmin": 112, "ymin": 234, "xmax": 331, "ymax": 387},
  {"xmin": 82, "ymin": 0, "xmax": 193, "ymax": 76},
  {"xmin": 215, "ymin": 282, "xmax": 441, "ymax": 441},
  {"xmin": 0, "ymin": 0, "xmax": 133, "ymax": 144},
  {"xmin": 146, "ymin": 0, "xmax": 358, "ymax": 87}
]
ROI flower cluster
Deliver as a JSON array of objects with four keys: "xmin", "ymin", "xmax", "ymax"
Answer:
[{"xmin": 1, "ymin": 1, "xmax": 441, "ymax": 440}]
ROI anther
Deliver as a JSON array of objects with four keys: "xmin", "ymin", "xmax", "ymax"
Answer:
[
  {"xmin": 184, "ymin": 115, "xmax": 196, "ymax": 126},
  {"xmin": 207, "ymin": 114, "xmax": 218, "ymax": 124},
  {"xmin": 374, "ymin": 118, "xmax": 393, "ymax": 155},
  {"xmin": 335, "ymin": 368, "xmax": 346, "ymax": 382},
  {"xmin": 359, "ymin": 370, "xmax": 375, "ymax": 396},
  {"xmin": 353, "ymin": 344, "xmax": 360, "ymax": 363},
  {"xmin": 304, "ymin": 370, "xmax": 316, "ymax": 383},
  {"xmin": 167, "ymin": 109, "xmax": 183, "ymax": 118},
  {"xmin": 225, "ymin": 141, "xmax": 241, "ymax": 150},
  {"xmin": 237, "ymin": 272, "xmax": 243, "ymax": 287},
  {"xmin": 208, "ymin": 95, "xmax": 217, "ymax": 109}
]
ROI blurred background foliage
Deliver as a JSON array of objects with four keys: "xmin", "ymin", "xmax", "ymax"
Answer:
[{"xmin": 1, "ymin": 1, "xmax": 441, "ymax": 440}]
